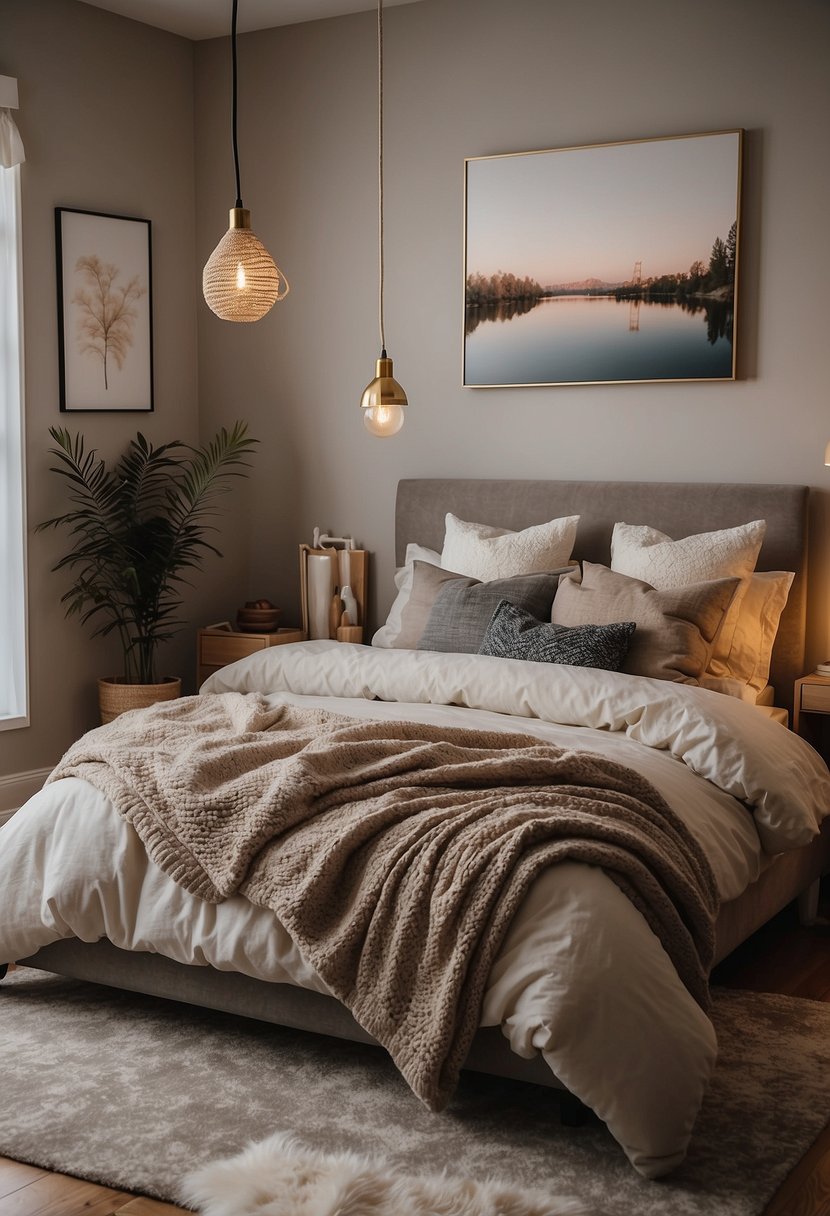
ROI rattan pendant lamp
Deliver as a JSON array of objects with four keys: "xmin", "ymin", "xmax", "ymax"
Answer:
[
  {"xmin": 202, "ymin": 0, "xmax": 289, "ymax": 322},
  {"xmin": 360, "ymin": 0, "xmax": 407, "ymax": 437}
]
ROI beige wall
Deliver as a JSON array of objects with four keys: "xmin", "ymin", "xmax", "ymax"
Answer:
[
  {"xmin": 0, "ymin": 0, "xmax": 198, "ymax": 775},
  {"xmin": 194, "ymin": 0, "xmax": 830, "ymax": 661},
  {"xmin": 3, "ymin": 0, "xmax": 830, "ymax": 777}
]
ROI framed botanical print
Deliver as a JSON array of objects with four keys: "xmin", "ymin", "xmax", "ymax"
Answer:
[
  {"xmin": 56, "ymin": 207, "xmax": 154, "ymax": 411},
  {"xmin": 463, "ymin": 130, "xmax": 742, "ymax": 388}
]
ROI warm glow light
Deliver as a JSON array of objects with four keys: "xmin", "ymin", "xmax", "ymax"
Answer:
[
  {"xmin": 201, "ymin": 0, "xmax": 289, "ymax": 326},
  {"xmin": 363, "ymin": 404, "xmax": 405, "ymax": 437},
  {"xmin": 360, "ymin": 0, "xmax": 408, "ymax": 436},
  {"xmin": 360, "ymin": 355, "xmax": 407, "ymax": 437},
  {"xmin": 825, "ymin": 439, "xmax": 830, "ymax": 466},
  {"xmin": 202, "ymin": 210, "xmax": 288, "ymax": 323}
]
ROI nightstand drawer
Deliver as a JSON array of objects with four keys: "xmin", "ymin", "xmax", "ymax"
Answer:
[
  {"xmin": 197, "ymin": 627, "xmax": 307, "ymax": 688},
  {"xmin": 801, "ymin": 683, "xmax": 830, "ymax": 714},
  {"xmin": 200, "ymin": 632, "xmax": 269, "ymax": 667}
]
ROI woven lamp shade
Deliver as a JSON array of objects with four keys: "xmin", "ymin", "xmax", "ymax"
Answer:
[{"xmin": 203, "ymin": 208, "xmax": 288, "ymax": 323}]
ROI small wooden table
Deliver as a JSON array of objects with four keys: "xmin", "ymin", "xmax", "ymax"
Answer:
[
  {"xmin": 197, "ymin": 626, "xmax": 306, "ymax": 688},
  {"xmin": 792, "ymin": 672, "xmax": 830, "ymax": 762}
]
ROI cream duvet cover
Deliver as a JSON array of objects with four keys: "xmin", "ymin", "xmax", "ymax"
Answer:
[{"xmin": 1, "ymin": 642, "xmax": 827, "ymax": 1179}]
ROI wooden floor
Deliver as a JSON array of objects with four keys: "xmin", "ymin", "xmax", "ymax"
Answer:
[{"xmin": 1, "ymin": 885, "xmax": 828, "ymax": 1216}]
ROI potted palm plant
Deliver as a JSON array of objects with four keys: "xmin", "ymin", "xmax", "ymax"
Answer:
[{"xmin": 38, "ymin": 421, "xmax": 257, "ymax": 722}]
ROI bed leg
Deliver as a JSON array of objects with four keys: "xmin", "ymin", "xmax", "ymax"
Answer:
[
  {"xmin": 797, "ymin": 879, "xmax": 821, "ymax": 926},
  {"xmin": 559, "ymin": 1091, "xmax": 591, "ymax": 1127}
]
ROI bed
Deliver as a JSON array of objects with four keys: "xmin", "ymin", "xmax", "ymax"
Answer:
[{"xmin": 2, "ymin": 477, "xmax": 829, "ymax": 1181}]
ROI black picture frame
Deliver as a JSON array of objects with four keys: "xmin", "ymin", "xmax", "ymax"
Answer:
[{"xmin": 56, "ymin": 207, "xmax": 154, "ymax": 412}]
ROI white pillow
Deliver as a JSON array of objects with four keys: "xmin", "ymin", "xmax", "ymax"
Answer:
[
  {"xmin": 441, "ymin": 512, "xmax": 579, "ymax": 581},
  {"xmin": 610, "ymin": 519, "xmax": 766, "ymax": 588},
  {"xmin": 610, "ymin": 519, "xmax": 766, "ymax": 681},
  {"xmin": 372, "ymin": 543, "xmax": 441, "ymax": 648}
]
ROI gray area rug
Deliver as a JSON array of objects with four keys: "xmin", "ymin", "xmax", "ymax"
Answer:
[{"xmin": 1, "ymin": 968, "xmax": 828, "ymax": 1215}]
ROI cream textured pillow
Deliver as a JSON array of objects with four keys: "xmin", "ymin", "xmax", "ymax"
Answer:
[
  {"xmin": 610, "ymin": 519, "xmax": 766, "ymax": 681},
  {"xmin": 551, "ymin": 562, "xmax": 740, "ymax": 684},
  {"xmin": 441, "ymin": 512, "xmax": 579, "ymax": 581},
  {"xmin": 372, "ymin": 543, "xmax": 441, "ymax": 648}
]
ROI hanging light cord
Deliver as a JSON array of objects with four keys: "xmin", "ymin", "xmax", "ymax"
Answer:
[
  {"xmin": 377, "ymin": 0, "xmax": 386, "ymax": 355},
  {"xmin": 231, "ymin": 0, "xmax": 243, "ymax": 209}
]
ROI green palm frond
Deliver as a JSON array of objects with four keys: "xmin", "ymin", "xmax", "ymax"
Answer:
[{"xmin": 38, "ymin": 423, "xmax": 257, "ymax": 684}]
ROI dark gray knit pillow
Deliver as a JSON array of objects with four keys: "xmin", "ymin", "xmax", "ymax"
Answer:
[{"xmin": 479, "ymin": 600, "xmax": 636, "ymax": 671}]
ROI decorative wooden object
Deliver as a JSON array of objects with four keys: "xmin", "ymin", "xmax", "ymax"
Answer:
[
  {"xmin": 299, "ymin": 546, "xmax": 368, "ymax": 645},
  {"xmin": 793, "ymin": 672, "xmax": 830, "ymax": 763}
]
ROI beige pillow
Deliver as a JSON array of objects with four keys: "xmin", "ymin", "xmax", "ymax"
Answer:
[
  {"xmin": 717, "ymin": 570, "xmax": 794, "ymax": 690},
  {"xmin": 610, "ymin": 519, "xmax": 766, "ymax": 681},
  {"xmin": 551, "ymin": 562, "xmax": 740, "ymax": 684},
  {"xmin": 441, "ymin": 512, "xmax": 579, "ymax": 581}
]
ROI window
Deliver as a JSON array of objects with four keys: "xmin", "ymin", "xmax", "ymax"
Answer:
[{"xmin": 0, "ymin": 151, "xmax": 28, "ymax": 728}]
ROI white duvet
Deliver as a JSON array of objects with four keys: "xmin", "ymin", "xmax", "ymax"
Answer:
[{"xmin": 1, "ymin": 642, "xmax": 828, "ymax": 1179}]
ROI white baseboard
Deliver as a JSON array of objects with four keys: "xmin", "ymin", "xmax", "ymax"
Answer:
[{"xmin": 0, "ymin": 766, "xmax": 53, "ymax": 822}]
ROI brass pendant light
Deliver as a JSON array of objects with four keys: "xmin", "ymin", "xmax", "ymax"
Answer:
[
  {"xmin": 203, "ymin": 0, "xmax": 289, "ymax": 322},
  {"xmin": 360, "ymin": 0, "xmax": 407, "ymax": 437}
]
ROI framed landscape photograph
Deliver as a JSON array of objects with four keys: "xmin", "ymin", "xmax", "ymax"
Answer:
[
  {"xmin": 463, "ymin": 130, "xmax": 743, "ymax": 388},
  {"xmin": 56, "ymin": 207, "xmax": 153, "ymax": 411}
]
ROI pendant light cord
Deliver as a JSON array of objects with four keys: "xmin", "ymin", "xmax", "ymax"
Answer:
[
  {"xmin": 231, "ymin": 0, "xmax": 243, "ymax": 209},
  {"xmin": 377, "ymin": 0, "xmax": 386, "ymax": 355}
]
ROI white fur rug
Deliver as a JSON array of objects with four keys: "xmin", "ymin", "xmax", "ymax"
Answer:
[{"xmin": 181, "ymin": 1131, "xmax": 598, "ymax": 1216}]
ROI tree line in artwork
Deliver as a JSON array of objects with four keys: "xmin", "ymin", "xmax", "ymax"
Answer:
[
  {"xmin": 615, "ymin": 222, "xmax": 737, "ymax": 303},
  {"xmin": 465, "ymin": 270, "xmax": 545, "ymax": 308},
  {"xmin": 465, "ymin": 221, "xmax": 737, "ymax": 309}
]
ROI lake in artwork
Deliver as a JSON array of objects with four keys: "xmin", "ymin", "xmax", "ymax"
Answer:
[{"xmin": 463, "ymin": 294, "xmax": 734, "ymax": 386}]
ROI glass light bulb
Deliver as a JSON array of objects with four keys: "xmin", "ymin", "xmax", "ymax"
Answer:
[
  {"xmin": 363, "ymin": 403, "xmax": 405, "ymax": 437},
  {"xmin": 236, "ymin": 262, "xmax": 246, "ymax": 290}
]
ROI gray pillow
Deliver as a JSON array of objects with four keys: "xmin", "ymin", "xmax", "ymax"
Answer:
[
  {"xmin": 479, "ymin": 600, "xmax": 635, "ymax": 671},
  {"xmin": 414, "ymin": 564, "xmax": 566, "ymax": 654},
  {"xmin": 551, "ymin": 562, "xmax": 740, "ymax": 683}
]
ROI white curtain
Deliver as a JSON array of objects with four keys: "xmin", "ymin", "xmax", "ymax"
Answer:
[
  {"xmin": 0, "ymin": 157, "xmax": 28, "ymax": 727},
  {"xmin": 0, "ymin": 108, "xmax": 25, "ymax": 168}
]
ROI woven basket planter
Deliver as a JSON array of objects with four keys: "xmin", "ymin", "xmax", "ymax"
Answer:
[{"xmin": 98, "ymin": 676, "xmax": 182, "ymax": 725}]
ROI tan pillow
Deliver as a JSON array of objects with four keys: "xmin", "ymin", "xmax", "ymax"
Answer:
[
  {"xmin": 610, "ymin": 519, "xmax": 766, "ymax": 682},
  {"xmin": 551, "ymin": 562, "xmax": 740, "ymax": 684}
]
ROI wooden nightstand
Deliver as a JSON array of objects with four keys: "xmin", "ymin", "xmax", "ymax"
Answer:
[
  {"xmin": 792, "ymin": 673, "xmax": 830, "ymax": 761},
  {"xmin": 197, "ymin": 627, "xmax": 306, "ymax": 688}
]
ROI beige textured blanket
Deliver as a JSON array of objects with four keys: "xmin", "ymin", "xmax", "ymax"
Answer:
[{"xmin": 49, "ymin": 692, "xmax": 718, "ymax": 1110}]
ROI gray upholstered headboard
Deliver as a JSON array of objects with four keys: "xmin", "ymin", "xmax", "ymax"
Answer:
[{"xmin": 395, "ymin": 478, "xmax": 809, "ymax": 709}]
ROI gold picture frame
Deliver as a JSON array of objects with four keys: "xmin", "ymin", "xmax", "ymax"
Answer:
[{"xmin": 463, "ymin": 129, "xmax": 743, "ymax": 388}]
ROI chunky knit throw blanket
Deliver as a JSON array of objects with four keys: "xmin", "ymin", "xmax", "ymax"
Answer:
[{"xmin": 49, "ymin": 692, "xmax": 719, "ymax": 1110}]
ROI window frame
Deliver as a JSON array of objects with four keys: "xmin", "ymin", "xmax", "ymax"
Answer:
[{"xmin": 0, "ymin": 159, "xmax": 29, "ymax": 731}]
